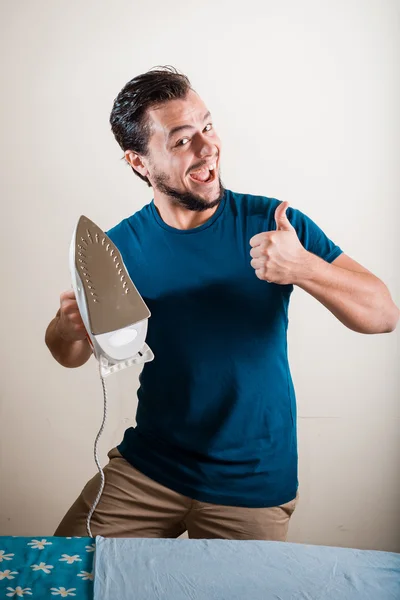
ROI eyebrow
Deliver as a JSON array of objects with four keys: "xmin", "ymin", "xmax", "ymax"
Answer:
[{"xmin": 167, "ymin": 111, "xmax": 211, "ymax": 140}]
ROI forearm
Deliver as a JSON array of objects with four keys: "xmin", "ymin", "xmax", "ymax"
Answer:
[
  {"xmin": 45, "ymin": 315, "xmax": 93, "ymax": 368},
  {"xmin": 294, "ymin": 253, "xmax": 399, "ymax": 334}
]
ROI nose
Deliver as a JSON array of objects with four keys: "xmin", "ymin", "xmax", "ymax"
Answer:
[{"xmin": 194, "ymin": 132, "xmax": 215, "ymax": 158}]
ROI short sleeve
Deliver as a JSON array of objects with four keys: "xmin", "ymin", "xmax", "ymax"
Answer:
[{"xmin": 286, "ymin": 206, "xmax": 343, "ymax": 264}]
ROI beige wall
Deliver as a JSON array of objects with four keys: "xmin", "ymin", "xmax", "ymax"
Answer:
[{"xmin": 0, "ymin": 0, "xmax": 399, "ymax": 551}]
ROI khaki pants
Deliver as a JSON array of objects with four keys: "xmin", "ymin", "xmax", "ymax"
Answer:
[{"xmin": 55, "ymin": 448, "xmax": 298, "ymax": 540}]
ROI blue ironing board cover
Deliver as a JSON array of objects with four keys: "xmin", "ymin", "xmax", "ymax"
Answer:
[{"xmin": 94, "ymin": 536, "xmax": 400, "ymax": 600}]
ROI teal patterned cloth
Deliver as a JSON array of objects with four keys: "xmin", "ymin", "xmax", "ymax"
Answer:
[{"xmin": 0, "ymin": 537, "xmax": 93, "ymax": 598}]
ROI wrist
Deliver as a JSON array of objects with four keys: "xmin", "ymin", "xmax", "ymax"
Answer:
[{"xmin": 292, "ymin": 250, "xmax": 321, "ymax": 286}]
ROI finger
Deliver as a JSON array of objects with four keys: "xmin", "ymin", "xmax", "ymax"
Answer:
[
  {"xmin": 251, "ymin": 258, "xmax": 264, "ymax": 270},
  {"xmin": 68, "ymin": 312, "xmax": 84, "ymax": 325},
  {"xmin": 274, "ymin": 201, "xmax": 294, "ymax": 232},
  {"xmin": 71, "ymin": 323, "xmax": 88, "ymax": 340},
  {"xmin": 250, "ymin": 232, "xmax": 269, "ymax": 247},
  {"xmin": 255, "ymin": 268, "xmax": 266, "ymax": 280},
  {"xmin": 61, "ymin": 299, "xmax": 79, "ymax": 315},
  {"xmin": 250, "ymin": 246, "xmax": 264, "ymax": 259},
  {"xmin": 60, "ymin": 289, "xmax": 76, "ymax": 302}
]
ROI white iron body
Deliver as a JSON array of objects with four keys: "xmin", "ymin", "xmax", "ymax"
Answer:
[{"xmin": 69, "ymin": 216, "xmax": 154, "ymax": 377}]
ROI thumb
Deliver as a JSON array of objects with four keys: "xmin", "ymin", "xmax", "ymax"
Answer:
[{"xmin": 274, "ymin": 201, "xmax": 294, "ymax": 231}]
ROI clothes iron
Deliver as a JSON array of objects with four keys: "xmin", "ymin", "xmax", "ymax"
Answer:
[{"xmin": 69, "ymin": 215, "xmax": 154, "ymax": 377}]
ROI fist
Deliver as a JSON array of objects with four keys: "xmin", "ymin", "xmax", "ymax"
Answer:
[
  {"xmin": 249, "ymin": 202, "xmax": 307, "ymax": 285},
  {"xmin": 56, "ymin": 289, "xmax": 88, "ymax": 342}
]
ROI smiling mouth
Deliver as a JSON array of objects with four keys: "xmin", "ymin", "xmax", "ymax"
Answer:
[{"xmin": 189, "ymin": 162, "xmax": 217, "ymax": 184}]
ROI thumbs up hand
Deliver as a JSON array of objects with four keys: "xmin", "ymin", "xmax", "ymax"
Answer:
[{"xmin": 249, "ymin": 202, "xmax": 308, "ymax": 285}]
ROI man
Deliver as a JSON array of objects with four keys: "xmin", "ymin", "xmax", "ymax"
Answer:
[{"xmin": 46, "ymin": 67, "xmax": 399, "ymax": 541}]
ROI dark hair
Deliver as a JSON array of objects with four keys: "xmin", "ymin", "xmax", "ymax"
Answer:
[{"xmin": 110, "ymin": 66, "xmax": 192, "ymax": 186}]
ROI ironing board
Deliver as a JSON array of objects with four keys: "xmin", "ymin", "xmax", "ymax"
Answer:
[{"xmin": 2, "ymin": 536, "xmax": 399, "ymax": 599}]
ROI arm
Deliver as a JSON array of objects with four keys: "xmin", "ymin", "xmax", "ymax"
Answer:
[
  {"xmin": 45, "ymin": 291, "xmax": 93, "ymax": 368},
  {"xmin": 294, "ymin": 252, "xmax": 399, "ymax": 334},
  {"xmin": 249, "ymin": 202, "xmax": 399, "ymax": 334}
]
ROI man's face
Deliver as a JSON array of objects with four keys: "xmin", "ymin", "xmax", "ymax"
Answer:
[{"xmin": 143, "ymin": 90, "xmax": 224, "ymax": 212}]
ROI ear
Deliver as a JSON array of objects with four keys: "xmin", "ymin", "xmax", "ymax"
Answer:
[{"xmin": 125, "ymin": 150, "xmax": 149, "ymax": 179}]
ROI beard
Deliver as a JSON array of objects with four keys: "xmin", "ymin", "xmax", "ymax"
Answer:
[{"xmin": 152, "ymin": 170, "xmax": 226, "ymax": 212}]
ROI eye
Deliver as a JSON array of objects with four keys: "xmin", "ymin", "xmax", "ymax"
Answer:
[
  {"xmin": 204, "ymin": 123, "xmax": 213, "ymax": 132},
  {"xmin": 176, "ymin": 137, "xmax": 190, "ymax": 147}
]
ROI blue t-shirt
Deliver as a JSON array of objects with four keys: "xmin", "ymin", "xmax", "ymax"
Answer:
[{"xmin": 106, "ymin": 190, "xmax": 343, "ymax": 508}]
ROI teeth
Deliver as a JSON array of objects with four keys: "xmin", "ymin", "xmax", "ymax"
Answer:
[{"xmin": 190, "ymin": 163, "xmax": 216, "ymax": 177}]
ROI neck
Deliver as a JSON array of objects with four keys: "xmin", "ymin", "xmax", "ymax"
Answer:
[{"xmin": 153, "ymin": 194, "xmax": 220, "ymax": 230}]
